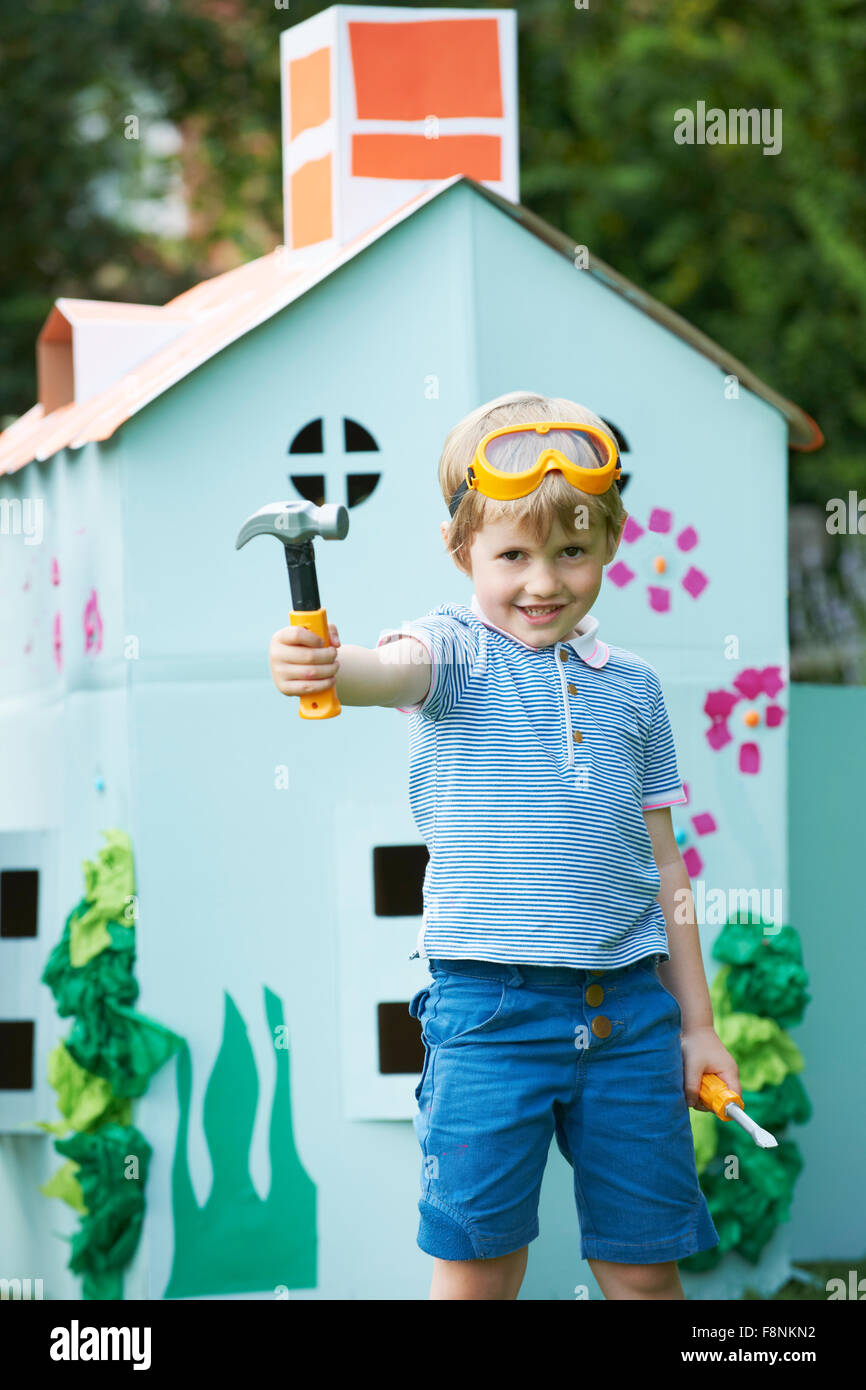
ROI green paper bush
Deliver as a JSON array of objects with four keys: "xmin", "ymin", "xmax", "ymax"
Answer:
[
  {"xmin": 682, "ymin": 915, "xmax": 811, "ymax": 1274},
  {"xmin": 40, "ymin": 831, "xmax": 183, "ymax": 1299},
  {"xmin": 711, "ymin": 919, "xmax": 810, "ymax": 1027},
  {"xmin": 53, "ymin": 1124, "xmax": 152, "ymax": 1301}
]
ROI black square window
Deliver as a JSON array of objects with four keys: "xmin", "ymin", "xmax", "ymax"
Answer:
[
  {"xmin": 1, "ymin": 870, "xmax": 39, "ymax": 938},
  {"xmin": 372, "ymin": 845, "xmax": 428, "ymax": 917},
  {"xmin": 0, "ymin": 1021, "xmax": 35, "ymax": 1090},
  {"xmin": 377, "ymin": 1002, "xmax": 425, "ymax": 1076}
]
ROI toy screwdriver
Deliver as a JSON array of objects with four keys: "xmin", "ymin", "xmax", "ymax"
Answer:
[{"xmin": 699, "ymin": 1072, "xmax": 778, "ymax": 1148}]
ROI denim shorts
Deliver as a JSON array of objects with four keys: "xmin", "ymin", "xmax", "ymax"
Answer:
[{"xmin": 408, "ymin": 953, "xmax": 719, "ymax": 1264}]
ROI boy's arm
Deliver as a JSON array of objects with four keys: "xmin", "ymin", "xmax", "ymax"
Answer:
[
  {"xmin": 642, "ymin": 807, "xmax": 714, "ymax": 1032},
  {"xmin": 644, "ymin": 805, "xmax": 742, "ymax": 1112},
  {"xmin": 334, "ymin": 638, "xmax": 432, "ymax": 708}
]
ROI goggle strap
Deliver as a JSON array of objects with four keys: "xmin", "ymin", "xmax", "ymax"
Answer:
[{"xmin": 448, "ymin": 480, "xmax": 468, "ymax": 517}]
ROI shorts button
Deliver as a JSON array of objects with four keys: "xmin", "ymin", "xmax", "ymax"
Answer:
[
  {"xmin": 585, "ymin": 984, "xmax": 604, "ymax": 1006},
  {"xmin": 590, "ymin": 969, "xmax": 605, "ymax": 976},
  {"xmin": 591, "ymin": 1015, "xmax": 612, "ymax": 1038}
]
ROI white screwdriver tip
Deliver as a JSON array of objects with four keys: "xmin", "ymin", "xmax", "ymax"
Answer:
[{"xmin": 725, "ymin": 1102, "xmax": 778, "ymax": 1148}]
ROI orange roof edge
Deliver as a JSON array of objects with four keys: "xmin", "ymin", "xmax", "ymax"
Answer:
[
  {"xmin": 795, "ymin": 410, "xmax": 825, "ymax": 452},
  {"xmin": 1, "ymin": 175, "xmax": 822, "ymax": 471},
  {"xmin": 36, "ymin": 305, "xmax": 72, "ymax": 346}
]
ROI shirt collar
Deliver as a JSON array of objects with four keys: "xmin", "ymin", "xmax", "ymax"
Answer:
[{"xmin": 469, "ymin": 593, "xmax": 610, "ymax": 668}]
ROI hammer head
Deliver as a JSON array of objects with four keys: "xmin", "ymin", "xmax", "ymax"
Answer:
[{"xmin": 235, "ymin": 499, "xmax": 349, "ymax": 550}]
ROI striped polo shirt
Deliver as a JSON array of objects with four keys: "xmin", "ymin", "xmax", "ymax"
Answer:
[{"xmin": 377, "ymin": 593, "xmax": 686, "ymax": 969}]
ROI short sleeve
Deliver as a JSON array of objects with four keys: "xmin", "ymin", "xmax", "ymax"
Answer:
[
  {"xmin": 376, "ymin": 614, "xmax": 482, "ymax": 721},
  {"xmin": 642, "ymin": 684, "xmax": 687, "ymax": 809}
]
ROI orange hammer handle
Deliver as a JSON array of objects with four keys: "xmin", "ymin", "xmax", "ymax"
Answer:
[
  {"xmin": 289, "ymin": 608, "xmax": 341, "ymax": 720},
  {"xmin": 700, "ymin": 1071, "xmax": 744, "ymax": 1119}
]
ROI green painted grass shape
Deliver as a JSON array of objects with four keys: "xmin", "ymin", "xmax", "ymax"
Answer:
[{"xmin": 164, "ymin": 987, "xmax": 316, "ymax": 1298}]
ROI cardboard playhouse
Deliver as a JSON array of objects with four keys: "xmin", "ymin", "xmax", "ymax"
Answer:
[{"xmin": 0, "ymin": 5, "xmax": 822, "ymax": 1301}]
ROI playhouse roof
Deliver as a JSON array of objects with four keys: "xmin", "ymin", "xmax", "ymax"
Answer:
[{"xmin": 0, "ymin": 174, "xmax": 823, "ymax": 476}]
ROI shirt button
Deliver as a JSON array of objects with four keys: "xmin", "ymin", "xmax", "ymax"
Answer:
[
  {"xmin": 572, "ymin": 730, "xmax": 583, "ymax": 743},
  {"xmin": 585, "ymin": 984, "xmax": 604, "ymax": 1006},
  {"xmin": 591, "ymin": 1016, "xmax": 612, "ymax": 1038},
  {"xmin": 567, "ymin": 683, "xmax": 578, "ymax": 695},
  {"xmin": 559, "ymin": 650, "xmax": 569, "ymax": 663}
]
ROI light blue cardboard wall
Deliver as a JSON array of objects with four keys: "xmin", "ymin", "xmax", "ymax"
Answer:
[
  {"xmin": 118, "ymin": 180, "xmax": 794, "ymax": 1297},
  {"xmin": 0, "ymin": 435, "xmax": 134, "ymax": 1296},
  {"xmin": 0, "ymin": 179, "xmax": 833, "ymax": 1300},
  {"xmin": 118, "ymin": 188, "xmax": 493, "ymax": 1296}
]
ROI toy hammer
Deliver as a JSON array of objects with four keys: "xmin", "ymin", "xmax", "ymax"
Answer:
[{"xmin": 236, "ymin": 499, "xmax": 349, "ymax": 720}]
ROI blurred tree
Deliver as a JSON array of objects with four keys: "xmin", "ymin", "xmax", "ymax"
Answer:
[
  {"xmin": 511, "ymin": 0, "xmax": 866, "ymax": 507},
  {"xmin": 0, "ymin": 0, "xmax": 322, "ymax": 422}
]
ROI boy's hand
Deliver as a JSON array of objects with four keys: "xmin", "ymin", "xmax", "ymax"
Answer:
[
  {"xmin": 680, "ymin": 1026, "xmax": 741, "ymax": 1112},
  {"xmin": 269, "ymin": 622, "xmax": 340, "ymax": 699}
]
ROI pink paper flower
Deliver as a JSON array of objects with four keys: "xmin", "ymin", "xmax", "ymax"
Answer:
[
  {"xmin": 703, "ymin": 666, "xmax": 787, "ymax": 774},
  {"xmin": 83, "ymin": 590, "xmax": 103, "ymax": 655},
  {"xmin": 607, "ymin": 507, "xmax": 709, "ymax": 611},
  {"xmin": 672, "ymin": 781, "xmax": 719, "ymax": 878}
]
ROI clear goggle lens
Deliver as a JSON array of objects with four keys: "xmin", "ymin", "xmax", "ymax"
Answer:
[{"xmin": 482, "ymin": 427, "xmax": 611, "ymax": 477}]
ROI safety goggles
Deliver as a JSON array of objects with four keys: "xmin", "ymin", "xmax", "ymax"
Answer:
[{"xmin": 448, "ymin": 421, "xmax": 621, "ymax": 518}]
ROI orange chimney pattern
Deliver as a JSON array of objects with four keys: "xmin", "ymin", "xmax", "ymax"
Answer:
[
  {"xmin": 279, "ymin": 6, "xmax": 518, "ymax": 261},
  {"xmin": 348, "ymin": 19, "xmax": 503, "ymax": 119},
  {"xmin": 290, "ymin": 155, "xmax": 333, "ymax": 248},
  {"xmin": 352, "ymin": 134, "xmax": 501, "ymax": 182},
  {"xmin": 289, "ymin": 47, "xmax": 331, "ymax": 139}
]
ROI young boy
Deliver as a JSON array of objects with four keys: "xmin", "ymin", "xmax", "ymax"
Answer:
[{"xmin": 268, "ymin": 390, "xmax": 740, "ymax": 1301}]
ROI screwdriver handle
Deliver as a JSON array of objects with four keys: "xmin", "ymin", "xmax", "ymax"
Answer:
[{"xmin": 700, "ymin": 1071, "xmax": 744, "ymax": 1120}]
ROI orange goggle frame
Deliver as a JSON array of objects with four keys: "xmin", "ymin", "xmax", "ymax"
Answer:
[{"xmin": 448, "ymin": 422, "xmax": 621, "ymax": 517}]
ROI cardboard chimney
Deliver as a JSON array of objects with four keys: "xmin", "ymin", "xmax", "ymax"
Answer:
[{"xmin": 280, "ymin": 4, "xmax": 518, "ymax": 263}]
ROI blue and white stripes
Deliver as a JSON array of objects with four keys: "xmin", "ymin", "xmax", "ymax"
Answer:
[{"xmin": 377, "ymin": 600, "xmax": 685, "ymax": 969}]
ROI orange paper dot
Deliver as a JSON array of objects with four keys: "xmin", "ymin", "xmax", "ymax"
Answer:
[
  {"xmin": 653, "ymin": 555, "xmax": 667, "ymax": 574},
  {"xmin": 743, "ymin": 709, "xmax": 760, "ymax": 727}
]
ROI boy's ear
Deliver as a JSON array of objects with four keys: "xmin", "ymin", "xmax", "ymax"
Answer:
[{"xmin": 442, "ymin": 519, "xmax": 471, "ymax": 576}]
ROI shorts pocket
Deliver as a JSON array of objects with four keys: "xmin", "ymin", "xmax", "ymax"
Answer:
[
  {"xmin": 413, "ymin": 1036, "xmax": 432, "ymax": 1103},
  {"xmin": 408, "ymin": 986, "xmax": 433, "ymax": 1103},
  {"xmin": 422, "ymin": 973, "xmax": 507, "ymax": 1048},
  {"xmin": 408, "ymin": 985, "xmax": 432, "ymax": 1022},
  {"xmin": 652, "ymin": 968, "xmax": 683, "ymax": 1025}
]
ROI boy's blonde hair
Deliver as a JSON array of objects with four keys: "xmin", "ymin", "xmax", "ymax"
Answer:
[{"xmin": 439, "ymin": 390, "xmax": 628, "ymax": 570}]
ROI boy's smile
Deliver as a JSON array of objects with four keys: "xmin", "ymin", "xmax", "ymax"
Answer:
[{"xmin": 442, "ymin": 513, "xmax": 625, "ymax": 647}]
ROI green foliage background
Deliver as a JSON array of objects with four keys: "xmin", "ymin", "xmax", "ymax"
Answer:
[{"xmin": 2, "ymin": 0, "xmax": 863, "ymax": 513}]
